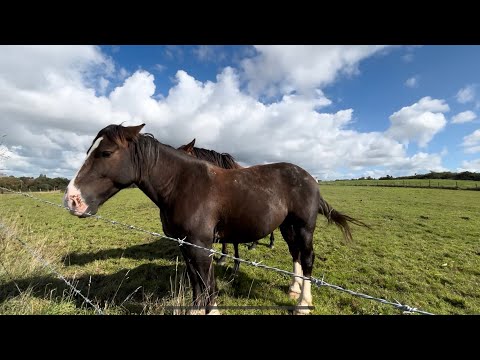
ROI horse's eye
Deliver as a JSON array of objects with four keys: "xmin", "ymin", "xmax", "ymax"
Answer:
[{"xmin": 101, "ymin": 151, "xmax": 112, "ymax": 158}]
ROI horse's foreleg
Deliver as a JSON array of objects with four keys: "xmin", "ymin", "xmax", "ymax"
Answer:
[
  {"xmin": 180, "ymin": 247, "xmax": 204, "ymax": 315},
  {"xmin": 181, "ymin": 240, "xmax": 220, "ymax": 315}
]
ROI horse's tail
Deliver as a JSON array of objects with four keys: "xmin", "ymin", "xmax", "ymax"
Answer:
[{"xmin": 318, "ymin": 195, "xmax": 370, "ymax": 243}]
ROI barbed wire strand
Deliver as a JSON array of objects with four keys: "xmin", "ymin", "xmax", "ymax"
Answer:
[
  {"xmin": 0, "ymin": 186, "xmax": 434, "ymax": 315},
  {"xmin": 0, "ymin": 221, "xmax": 104, "ymax": 314}
]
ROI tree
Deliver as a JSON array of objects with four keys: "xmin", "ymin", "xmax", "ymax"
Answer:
[{"xmin": 379, "ymin": 175, "xmax": 393, "ymax": 180}]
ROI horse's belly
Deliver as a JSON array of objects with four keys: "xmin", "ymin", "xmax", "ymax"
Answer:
[{"xmin": 223, "ymin": 207, "xmax": 286, "ymax": 243}]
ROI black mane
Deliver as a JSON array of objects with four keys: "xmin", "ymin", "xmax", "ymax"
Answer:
[{"xmin": 191, "ymin": 147, "xmax": 241, "ymax": 169}]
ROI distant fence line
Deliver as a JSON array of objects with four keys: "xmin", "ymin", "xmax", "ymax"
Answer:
[{"xmin": 320, "ymin": 180, "xmax": 480, "ymax": 191}]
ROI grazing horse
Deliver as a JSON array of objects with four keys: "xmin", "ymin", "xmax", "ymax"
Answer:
[
  {"xmin": 64, "ymin": 124, "xmax": 367, "ymax": 315},
  {"xmin": 177, "ymin": 138, "xmax": 275, "ymax": 273}
]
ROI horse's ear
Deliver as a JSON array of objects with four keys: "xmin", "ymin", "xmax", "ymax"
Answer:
[
  {"xmin": 185, "ymin": 138, "xmax": 195, "ymax": 151},
  {"xmin": 125, "ymin": 124, "xmax": 145, "ymax": 140}
]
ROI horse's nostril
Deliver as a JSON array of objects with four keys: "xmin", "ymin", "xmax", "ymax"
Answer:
[{"xmin": 71, "ymin": 198, "xmax": 77, "ymax": 207}]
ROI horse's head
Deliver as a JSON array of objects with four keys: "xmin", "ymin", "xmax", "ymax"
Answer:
[
  {"xmin": 63, "ymin": 123, "xmax": 145, "ymax": 217},
  {"xmin": 177, "ymin": 138, "xmax": 196, "ymax": 157}
]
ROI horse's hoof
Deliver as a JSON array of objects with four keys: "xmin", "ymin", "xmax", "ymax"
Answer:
[
  {"xmin": 268, "ymin": 245, "xmax": 274, "ymax": 249},
  {"xmin": 248, "ymin": 244, "xmax": 257, "ymax": 250},
  {"xmin": 207, "ymin": 309, "xmax": 221, "ymax": 315},
  {"xmin": 293, "ymin": 307, "xmax": 311, "ymax": 315},
  {"xmin": 187, "ymin": 308, "xmax": 206, "ymax": 315},
  {"xmin": 293, "ymin": 301, "xmax": 313, "ymax": 315},
  {"xmin": 206, "ymin": 303, "xmax": 221, "ymax": 315},
  {"xmin": 288, "ymin": 290, "xmax": 301, "ymax": 300}
]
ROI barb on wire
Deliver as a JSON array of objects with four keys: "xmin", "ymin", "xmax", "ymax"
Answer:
[
  {"xmin": 0, "ymin": 186, "xmax": 434, "ymax": 315},
  {"xmin": 0, "ymin": 221, "xmax": 103, "ymax": 315}
]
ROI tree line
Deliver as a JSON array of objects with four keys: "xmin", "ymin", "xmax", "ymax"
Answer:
[
  {"xmin": 2, "ymin": 171, "xmax": 479, "ymax": 193},
  {"xmin": 376, "ymin": 171, "xmax": 480, "ymax": 181},
  {"xmin": 0, "ymin": 174, "xmax": 70, "ymax": 192}
]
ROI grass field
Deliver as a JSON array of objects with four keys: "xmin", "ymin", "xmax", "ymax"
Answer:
[{"xmin": 0, "ymin": 186, "xmax": 479, "ymax": 315}]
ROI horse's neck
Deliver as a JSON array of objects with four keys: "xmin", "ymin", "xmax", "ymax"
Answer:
[{"xmin": 134, "ymin": 144, "xmax": 187, "ymax": 208}]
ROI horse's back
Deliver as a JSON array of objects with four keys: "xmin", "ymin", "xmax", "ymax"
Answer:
[
  {"xmin": 241, "ymin": 162, "xmax": 319, "ymax": 193},
  {"xmin": 210, "ymin": 162, "xmax": 319, "ymax": 241}
]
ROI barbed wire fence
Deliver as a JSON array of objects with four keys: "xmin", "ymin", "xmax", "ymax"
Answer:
[{"xmin": 0, "ymin": 186, "xmax": 434, "ymax": 315}]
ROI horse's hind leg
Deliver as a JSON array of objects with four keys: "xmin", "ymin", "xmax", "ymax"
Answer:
[
  {"xmin": 233, "ymin": 243, "xmax": 240, "ymax": 275},
  {"xmin": 295, "ymin": 226, "xmax": 315, "ymax": 315},
  {"xmin": 269, "ymin": 232, "xmax": 275, "ymax": 249},
  {"xmin": 279, "ymin": 222, "xmax": 302, "ymax": 300},
  {"xmin": 216, "ymin": 243, "xmax": 228, "ymax": 266}
]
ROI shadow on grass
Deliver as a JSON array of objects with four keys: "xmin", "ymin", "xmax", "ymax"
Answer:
[
  {"xmin": 0, "ymin": 261, "xmax": 294, "ymax": 313},
  {"xmin": 62, "ymin": 237, "xmax": 277, "ymax": 267},
  {"xmin": 0, "ymin": 263, "xmax": 177, "ymax": 311},
  {"xmin": 62, "ymin": 238, "xmax": 182, "ymax": 266}
]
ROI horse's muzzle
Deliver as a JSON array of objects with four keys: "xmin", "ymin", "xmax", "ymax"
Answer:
[{"xmin": 63, "ymin": 192, "xmax": 90, "ymax": 217}]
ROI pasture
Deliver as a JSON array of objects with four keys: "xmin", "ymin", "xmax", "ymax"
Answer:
[{"xmin": 0, "ymin": 185, "xmax": 479, "ymax": 314}]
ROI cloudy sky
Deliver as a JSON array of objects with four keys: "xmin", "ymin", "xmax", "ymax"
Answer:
[{"xmin": 1, "ymin": 45, "xmax": 480, "ymax": 180}]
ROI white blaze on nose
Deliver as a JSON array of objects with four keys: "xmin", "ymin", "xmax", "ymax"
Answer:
[{"xmin": 65, "ymin": 137, "xmax": 104, "ymax": 213}]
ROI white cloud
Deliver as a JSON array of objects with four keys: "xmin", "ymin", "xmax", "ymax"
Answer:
[
  {"xmin": 456, "ymin": 85, "xmax": 476, "ymax": 104},
  {"xmin": 118, "ymin": 67, "xmax": 129, "ymax": 80},
  {"xmin": 462, "ymin": 129, "xmax": 480, "ymax": 153},
  {"xmin": 98, "ymin": 77, "xmax": 109, "ymax": 95},
  {"xmin": 0, "ymin": 46, "xmax": 113, "ymax": 89},
  {"xmin": 193, "ymin": 45, "xmax": 226, "ymax": 63},
  {"xmin": 452, "ymin": 110, "xmax": 476, "ymax": 124},
  {"xmin": 402, "ymin": 53, "xmax": 414, "ymax": 63},
  {"xmin": 0, "ymin": 46, "xmax": 447, "ymax": 180},
  {"xmin": 458, "ymin": 158, "xmax": 480, "ymax": 172},
  {"xmin": 241, "ymin": 45, "xmax": 388, "ymax": 97},
  {"xmin": 164, "ymin": 46, "xmax": 184, "ymax": 61},
  {"xmin": 464, "ymin": 146, "xmax": 480, "ymax": 154},
  {"xmin": 386, "ymin": 97, "xmax": 449, "ymax": 147},
  {"xmin": 405, "ymin": 76, "xmax": 418, "ymax": 88},
  {"xmin": 153, "ymin": 64, "xmax": 166, "ymax": 73},
  {"xmin": 463, "ymin": 129, "xmax": 480, "ymax": 147}
]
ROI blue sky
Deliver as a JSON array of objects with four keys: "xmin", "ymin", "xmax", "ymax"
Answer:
[{"xmin": 1, "ymin": 45, "xmax": 480, "ymax": 179}]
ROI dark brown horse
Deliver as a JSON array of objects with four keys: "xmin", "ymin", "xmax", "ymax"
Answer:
[
  {"xmin": 177, "ymin": 139, "xmax": 275, "ymax": 273},
  {"xmin": 64, "ymin": 124, "xmax": 367, "ymax": 314}
]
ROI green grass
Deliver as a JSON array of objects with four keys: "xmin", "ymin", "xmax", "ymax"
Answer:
[
  {"xmin": 1, "ymin": 186, "xmax": 479, "ymax": 315},
  {"xmin": 322, "ymin": 178, "xmax": 480, "ymax": 190}
]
